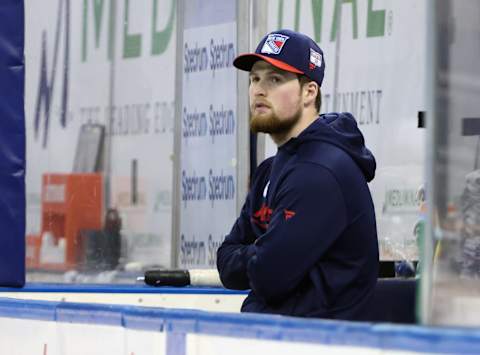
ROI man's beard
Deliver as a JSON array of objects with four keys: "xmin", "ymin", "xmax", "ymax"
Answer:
[{"xmin": 250, "ymin": 105, "xmax": 302, "ymax": 134}]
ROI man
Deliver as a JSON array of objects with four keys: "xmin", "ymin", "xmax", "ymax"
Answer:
[{"xmin": 217, "ymin": 29, "xmax": 379, "ymax": 320}]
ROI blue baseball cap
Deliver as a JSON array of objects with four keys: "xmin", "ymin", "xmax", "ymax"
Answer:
[{"xmin": 233, "ymin": 29, "xmax": 325, "ymax": 87}]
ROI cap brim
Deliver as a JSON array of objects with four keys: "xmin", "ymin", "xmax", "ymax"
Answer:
[{"xmin": 233, "ymin": 53, "xmax": 304, "ymax": 74}]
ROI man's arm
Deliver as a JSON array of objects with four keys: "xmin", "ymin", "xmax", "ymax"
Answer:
[
  {"xmin": 217, "ymin": 157, "xmax": 273, "ymax": 290},
  {"xmin": 246, "ymin": 164, "xmax": 347, "ymax": 303},
  {"xmin": 216, "ymin": 197, "xmax": 256, "ymax": 290}
]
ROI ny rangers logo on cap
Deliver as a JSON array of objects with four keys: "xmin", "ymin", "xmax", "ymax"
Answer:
[{"xmin": 261, "ymin": 34, "xmax": 289, "ymax": 55}]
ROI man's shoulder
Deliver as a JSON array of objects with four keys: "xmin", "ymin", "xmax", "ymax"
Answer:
[
  {"xmin": 258, "ymin": 156, "xmax": 275, "ymax": 169},
  {"xmin": 250, "ymin": 156, "xmax": 274, "ymax": 186},
  {"xmin": 279, "ymin": 160, "xmax": 341, "ymax": 194},
  {"xmin": 252, "ymin": 156, "xmax": 274, "ymax": 177},
  {"xmin": 297, "ymin": 141, "xmax": 358, "ymax": 176}
]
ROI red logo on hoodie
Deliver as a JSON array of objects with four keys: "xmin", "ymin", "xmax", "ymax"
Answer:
[
  {"xmin": 252, "ymin": 203, "xmax": 272, "ymax": 229},
  {"xmin": 284, "ymin": 209, "xmax": 296, "ymax": 220},
  {"xmin": 252, "ymin": 204, "xmax": 296, "ymax": 229}
]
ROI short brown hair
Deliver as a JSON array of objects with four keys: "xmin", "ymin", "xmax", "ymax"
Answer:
[{"xmin": 298, "ymin": 75, "xmax": 321, "ymax": 112}]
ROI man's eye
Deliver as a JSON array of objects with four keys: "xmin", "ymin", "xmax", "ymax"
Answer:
[
  {"xmin": 250, "ymin": 77, "xmax": 259, "ymax": 83},
  {"xmin": 270, "ymin": 76, "xmax": 281, "ymax": 83}
]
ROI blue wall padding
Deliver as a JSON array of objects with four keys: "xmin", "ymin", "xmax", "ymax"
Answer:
[{"xmin": 0, "ymin": 0, "xmax": 25, "ymax": 286}]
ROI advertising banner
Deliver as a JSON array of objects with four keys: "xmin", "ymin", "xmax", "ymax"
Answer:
[
  {"xmin": 24, "ymin": 0, "xmax": 176, "ymax": 269},
  {"xmin": 179, "ymin": 0, "xmax": 237, "ymax": 268},
  {"xmin": 264, "ymin": 0, "xmax": 427, "ymax": 260}
]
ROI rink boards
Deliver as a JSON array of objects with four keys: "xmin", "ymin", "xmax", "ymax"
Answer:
[{"xmin": 1, "ymin": 292, "xmax": 480, "ymax": 355}]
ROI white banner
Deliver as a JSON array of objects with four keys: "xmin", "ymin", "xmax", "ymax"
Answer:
[{"xmin": 179, "ymin": 2, "xmax": 237, "ymax": 268}]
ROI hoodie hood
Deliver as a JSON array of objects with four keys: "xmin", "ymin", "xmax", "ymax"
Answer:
[{"xmin": 285, "ymin": 112, "xmax": 376, "ymax": 182}]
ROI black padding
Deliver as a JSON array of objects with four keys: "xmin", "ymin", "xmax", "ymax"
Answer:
[
  {"xmin": 462, "ymin": 117, "xmax": 480, "ymax": 136},
  {"xmin": 418, "ymin": 111, "xmax": 426, "ymax": 128},
  {"xmin": 144, "ymin": 270, "xmax": 191, "ymax": 287},
  {"xmin": 367, "ymin": 278, "xmax": 417, "ymax": 324}
]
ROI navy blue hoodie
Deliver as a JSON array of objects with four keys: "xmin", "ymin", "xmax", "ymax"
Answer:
[{"xmin": 217, "ymin": 112, "xmax": 379, "ymax": 320}]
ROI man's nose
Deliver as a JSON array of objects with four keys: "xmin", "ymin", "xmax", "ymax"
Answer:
[{"xmin": 252, "ymin": 82, "xmax": 266, "ymax": 97}]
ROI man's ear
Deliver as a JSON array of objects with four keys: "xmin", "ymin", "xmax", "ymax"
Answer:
[{"xmin": 303, "ymin": 81, "xmax": 319, "ymax": 107}]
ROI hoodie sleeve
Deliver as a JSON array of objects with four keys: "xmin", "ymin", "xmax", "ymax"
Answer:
[
  {"xmin": 216, "ymin": 158, "xmax": 274, "ymax": 290},
  {"xmin": 246, "ymin": 163, "xmax": 347, "ymax": 303},
  {"xmin": 216, "ymin": 195, "xmax": 256, "ymax": 290}
]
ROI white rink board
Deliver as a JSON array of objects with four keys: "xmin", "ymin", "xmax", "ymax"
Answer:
[
  {"xmin": 57, "ymin": 323, "xmax": 124, "ymax": 355},
  {"xmin": 0, "ymin": 318, "xmax": 59, "ymax": 355},
  {"xmin": 0, "ymin": 317, "xmax": 166, "ymax": 355},
  {"xmin": 125, "ymin": 329, "xmax": 167, "ymax": 355},
  {"xmin": 1, "ymin": 291, "xmax": 246, "ymax": 312},
  {"xmin": 185, "ymin": 334, "xmax": 436, "ymax": 355},
  {"xmin": 186, "ymin": 334, "xmax": 382, "ymax": 355},
  {"xmin": 0, "ymin": 297, "xmax": 477, "ymax": 355}
]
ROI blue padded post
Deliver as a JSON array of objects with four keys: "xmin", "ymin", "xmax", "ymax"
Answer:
[{"xmin": 0, "ymin": 0, "xmax": 25, "ymax": 286}]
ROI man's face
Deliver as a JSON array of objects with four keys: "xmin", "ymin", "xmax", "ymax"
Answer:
[{"xmin": 248, "ymin": 61, "xmax": 303, "ymax": 134}]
